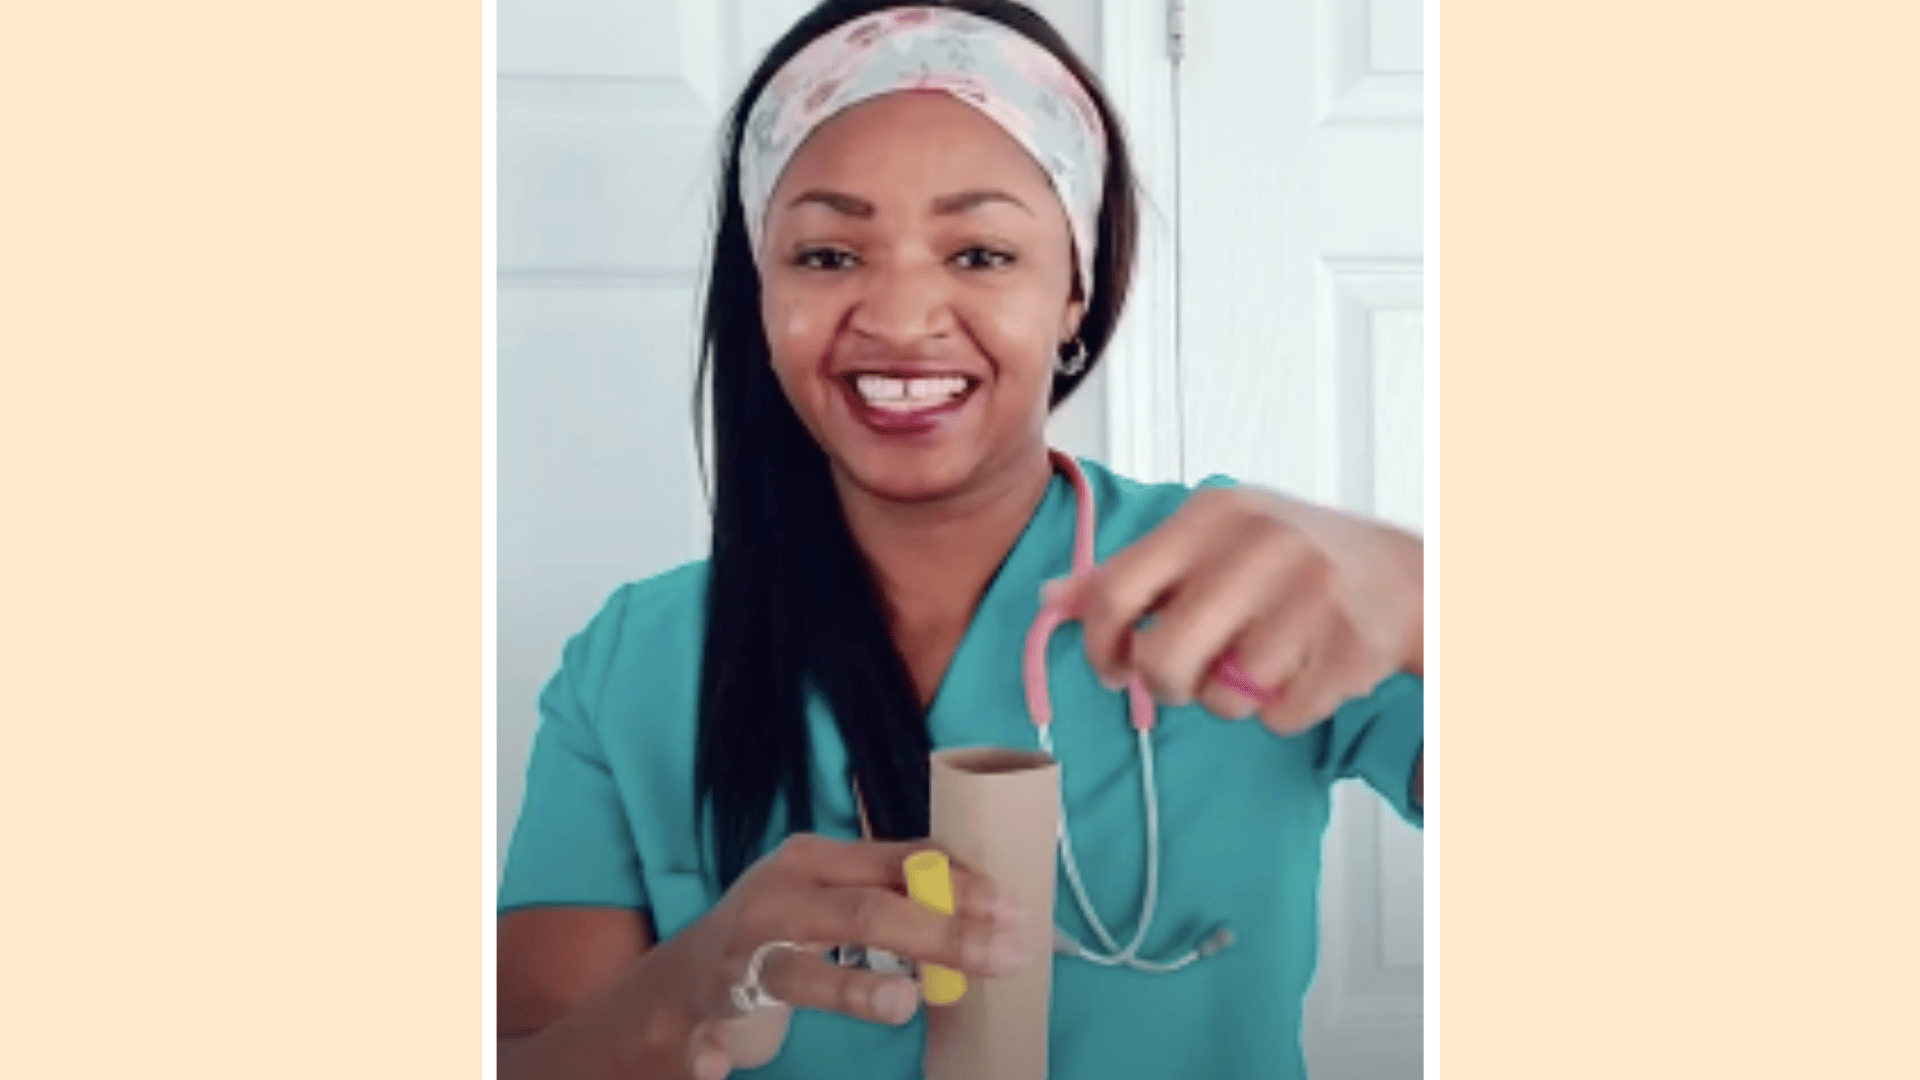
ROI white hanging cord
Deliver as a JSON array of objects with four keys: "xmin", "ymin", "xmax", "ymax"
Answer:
[
  {"xmin": 1039, "ymin": 723, "xmax": 1127, "ymax": 957},
  {"xmin": 1123, "ymin": 726, "xmax": 1163, "ymax": 960},
  {"xmin": 1043, "ymin": 725, "xmax": 1234, "ymax": 972}
]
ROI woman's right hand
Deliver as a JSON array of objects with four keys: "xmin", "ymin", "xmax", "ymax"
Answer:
[{"xmin": 666, "ymin": 834, "xmax": 1030, "ymax": 1080}]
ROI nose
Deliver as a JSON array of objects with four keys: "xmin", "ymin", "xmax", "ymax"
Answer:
[{"xmin": 847, "ymin": 258, "xmax": 955, "ymax": 352}]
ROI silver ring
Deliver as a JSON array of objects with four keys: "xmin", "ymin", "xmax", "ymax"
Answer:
[
  {"xmin": 824, "ymin": 944, "xmax": 915, "ymax": 977},
  {"xmin": 729, "ymin": 940, "xmax": 804, "ymax": 1015},
  {"xmin": 825, "ymin": 943, "xmax": 868, "ymax": 969}
]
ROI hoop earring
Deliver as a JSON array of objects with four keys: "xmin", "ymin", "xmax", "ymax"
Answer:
[{"xmin": 1055, "ymin": 337, "xmax": 1089, "ymax": 377}]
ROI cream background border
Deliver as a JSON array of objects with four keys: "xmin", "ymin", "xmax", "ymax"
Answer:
[
  {"xmin": 3, "ymin": 0, "xmax": 1917, "ymax": 1075},
  {"xmin": 3, "ymin": 1, "xmax": 481, "ymax": 1075},
  {"xmin": 1437, "ymin": 0, "xmax": 1919, "ymax": 1074}
]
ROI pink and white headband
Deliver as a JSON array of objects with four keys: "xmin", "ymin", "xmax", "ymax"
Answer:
[{"xmin": 739, "ymin": 6, "xmax": 1109, "ymax": 294}]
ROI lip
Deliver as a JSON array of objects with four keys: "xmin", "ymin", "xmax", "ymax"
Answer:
[
  {"xmin": 832, "ymin": 364, "xmax": 986, "ymax": 382},
  {"xmin": 833, "ymin": 371, "xmax": 981, "ymax": 438}
]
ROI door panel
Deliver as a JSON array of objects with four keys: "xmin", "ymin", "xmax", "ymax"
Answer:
[
  {"xmin": 1322, "ymin": 0, "xmax": 1423, "ymax": 122},
  {"xmin": 499, "ymin": 86, "xmax": 715, "ymax": 274},
  {"xmin": 501, "ymin": 0, "xmax": 721, "ymax": 93},
  {"xmin": 1175, "ymin": 0, "xmax": 1425, "ymax": 1075},
  {"xmin": 497, "ymin": 0, "xmax": 722, "ymax": 862},
  {"xmin": 497, "ymin": 277, "xmax": 710, "ymax": 861}
]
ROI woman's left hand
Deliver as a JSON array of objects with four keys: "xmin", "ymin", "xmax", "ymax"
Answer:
[{"xmin": 1044, "ymin": 486, "xmax": 1422, "ymax": 736}]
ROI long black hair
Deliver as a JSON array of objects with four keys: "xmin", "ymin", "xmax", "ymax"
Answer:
[{"xmin": 692, "ymin": 0, "xmax": 1140, "ymax": 890}]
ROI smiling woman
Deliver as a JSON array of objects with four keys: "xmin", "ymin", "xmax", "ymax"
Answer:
[
  {"xmin": 496, "ymin": 4, "xmax": 1423, "ymax": 1080},
  {"xmin": 761, "ymin": 92, "xmax": 1081, "ymax": 502}
]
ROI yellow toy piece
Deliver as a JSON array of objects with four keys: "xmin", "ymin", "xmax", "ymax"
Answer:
[{"xmin": 903, "ymin": 850, "xmax": 968, "ymax": 1005}]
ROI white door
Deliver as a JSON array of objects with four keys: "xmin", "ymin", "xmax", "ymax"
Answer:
[
  {"xmin": 496, "ymin": 0, "xmax": 1106, "ymax": 866},
  {"xmin": 498, "ymin": 0, "xmax": 731, "ymax": 864},
  {"xmin": 1158, "ymin": 0, "xmax": 1427, "ymax": 1075}
]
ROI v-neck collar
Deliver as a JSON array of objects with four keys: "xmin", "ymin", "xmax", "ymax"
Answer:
[
  {"xmin": 921, "ymin": 463, "xmax": 1077, "ymax": 751},
  {"xmin": 814, "ymin": 461, "xmax": 1083, "ymax": 841}
]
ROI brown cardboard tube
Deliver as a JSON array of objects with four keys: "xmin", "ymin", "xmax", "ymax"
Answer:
[{"xmin": 923, "ymin": 747, "xmax": 1060, "ymax": 1080}]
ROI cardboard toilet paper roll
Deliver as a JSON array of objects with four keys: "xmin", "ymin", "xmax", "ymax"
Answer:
[{"xmin": 923, "ymin": 747, "xmax": 1061, "ymax": 1080}]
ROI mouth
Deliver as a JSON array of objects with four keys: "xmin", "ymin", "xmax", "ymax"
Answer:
[
  {"xmin": 844, "ymin": 372, "xmax": 980, "ymax": 411},
  {"xmin": 835, "ymin": 370, "xmax": 983, "ymax": 436}
]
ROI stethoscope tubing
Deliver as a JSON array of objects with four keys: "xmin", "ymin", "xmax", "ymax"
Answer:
[{"xmin": 1030, "ymin": 452, "xmax": 1260, "ymax": 973}]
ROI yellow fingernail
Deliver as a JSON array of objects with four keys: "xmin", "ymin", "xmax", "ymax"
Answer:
[{"xmin": 903, "ymin": 850, "xmax": 967, "ymax": 1006}]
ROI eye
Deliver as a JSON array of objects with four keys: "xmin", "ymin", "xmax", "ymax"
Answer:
[
  {"xmin": 794, "ymin": 246, "xmax": 859, "ymax": 271},
  {"xmin": 950, "ymin": 246, "xmax": 1016, "ymax": 271}
]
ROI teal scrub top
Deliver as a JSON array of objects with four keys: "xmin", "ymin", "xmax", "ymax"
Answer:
[{"xmin": 500, "ymin": 458, "xmax": 1424, "ymax": 1080}]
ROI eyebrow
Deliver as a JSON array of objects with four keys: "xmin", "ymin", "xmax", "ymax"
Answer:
[
  {"xmin": 784, "ymin": 188, "xmax": 1032, "ymax": 218},
  {"xmin": 787, "ymin": 189, "xmax": 874, "ymax": 218},
  {"xmin": 932, "ymin": 189, "xmax": 1031, "ymax": 216}
]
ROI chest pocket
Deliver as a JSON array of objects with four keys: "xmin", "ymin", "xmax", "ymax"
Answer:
[{"xmin": 644, "ymin": 869, "xmax": 716, "ymax": 941}]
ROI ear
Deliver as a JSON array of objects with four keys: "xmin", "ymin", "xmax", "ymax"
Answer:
[{"xmin": 1060, "ymin": 294, "xmax": 1086, "ymax": 345}]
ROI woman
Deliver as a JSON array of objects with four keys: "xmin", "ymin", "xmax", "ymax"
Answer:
[{"xmin": 498, "ymin": 2, "xmax": 1424, "ymax": 1077}]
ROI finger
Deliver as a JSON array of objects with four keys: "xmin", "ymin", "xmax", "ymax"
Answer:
[
  {"xmin": 774, "ymin": 834, "xmax": 918, "ymax": 889},
  {"xmin": 1072, "ymin": 549, "xmax": 1195, "ymax": 690},
  {"xmin": 1294, "ymin": 620, "xmax": 1397, "ymax": 729},
  {"xmin": 775, "ymin": 836, "xmax": 1023, "ymax": 926},
  {"xmin": 757, "ymin": 946, "xmax": 925, "ymax": 1026},
  {"xmin": 687, "ymin": 1023, "xmax": 734, "ymax": 1080},
  {"xmin": 1194, "ymin": 651, "xmax": 1263, "ymax": 721},
  {"xmin": 737, "ymin": 879, "xmax": 1022, "ymax": 982},
  {"xmin": 790, "ymin": 885, "xmax": 1029, "ymax": 979},
  {"xmin": 1073, "ymin": 492, "xmax": 1267, "ymax": 688},
  {"xmin": 1039, "ymin": 571, "xmax": 1090, "ymax": 614},
  {"xmin": 1127, "ymin": 536, "xmax": 1302, "ymax": 706},
  {"xmin": 1191, "ymin": 542, "xmax": 1337, "ymax": 721},
  {"xmin": 709, "ymin": 1007, "xmax": 791, "ymax": 1070},
  {"xmin": 1210, "ymin": 594, "xmax": 1334, "ymax": 725},
  {"xmin": 944, "ymin": 858, "xmax": 1025, "ymax": 926},
  {"xmin": 1039, "ymin": 494, "xmax": 1214, "ymax": 623},
  {"xmin": 1257, "ymin": 616, "xmax": 1371, "ymax": 735}
]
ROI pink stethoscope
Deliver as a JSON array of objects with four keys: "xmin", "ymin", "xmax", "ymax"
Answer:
[{"xmin": 1025, "ymin": 451, "xmax": 1269, "ymax": 973}]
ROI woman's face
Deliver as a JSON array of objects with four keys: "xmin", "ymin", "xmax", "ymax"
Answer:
[{"xmin": 757, "ymin": 91, "xmax": 1085, "ymax": 504}]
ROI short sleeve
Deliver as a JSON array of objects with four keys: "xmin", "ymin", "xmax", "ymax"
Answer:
[
  {"xmin": 498, "ymin": 587, "xmax": 650, "ymax": 914},
  {"xmin": 1315, "ymin": 672, "xmax": 1424, "ymax": 827}
]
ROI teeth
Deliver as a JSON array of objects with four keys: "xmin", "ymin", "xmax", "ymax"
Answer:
[{"xmin": 854, "ymin": 374, "xmax": 971, "ymax": 410}]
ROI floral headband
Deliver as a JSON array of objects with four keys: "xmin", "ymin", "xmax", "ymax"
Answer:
[{"xmin": 739, "ymin": 6, "xmax": 1109, "ymax": 294}]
